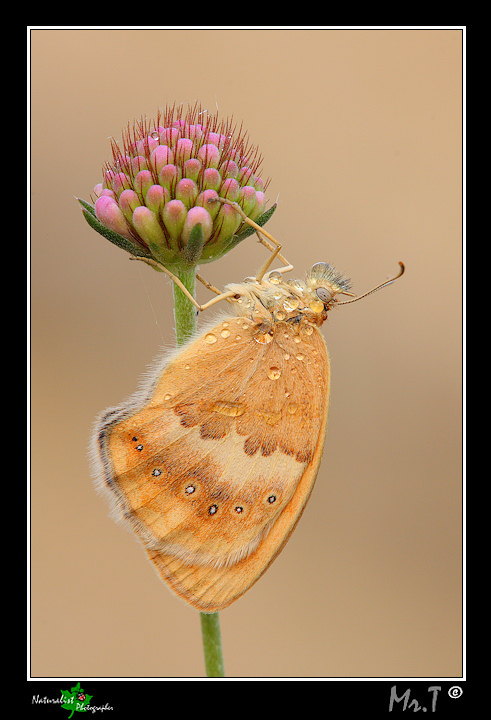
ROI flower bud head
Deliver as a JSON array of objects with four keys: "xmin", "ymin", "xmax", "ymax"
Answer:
[{"xmin": 81, "ymin": 102, "xmax": 274, "ymax": 267}]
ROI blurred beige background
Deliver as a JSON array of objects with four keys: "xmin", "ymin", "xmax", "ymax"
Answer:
[{"xmin": 30, "ymin": 28, "xmax": 462, "ymax": 679}]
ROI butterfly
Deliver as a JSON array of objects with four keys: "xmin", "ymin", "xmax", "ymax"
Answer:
[{"xmin": 91, "ymin": 198, "xmax": 404, "ymax": 612}]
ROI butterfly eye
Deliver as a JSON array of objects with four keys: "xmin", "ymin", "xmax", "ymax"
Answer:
[
  {"xmin": 315, "ymin": 287, "xmax": 332, "ymax": 303},
  {"xmin": 315, "ymin": 287, "xmax": 332, "ymax": 304}
]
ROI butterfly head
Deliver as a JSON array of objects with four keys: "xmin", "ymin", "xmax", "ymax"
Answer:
[{"xmin": 304, "ymin": 262, "xmax": 352, "ymax": 306}]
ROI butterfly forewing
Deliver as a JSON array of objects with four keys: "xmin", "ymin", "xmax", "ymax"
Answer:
[{"xmin": 96, "ymin": 312, "xmax": 330, "ymax": 611}]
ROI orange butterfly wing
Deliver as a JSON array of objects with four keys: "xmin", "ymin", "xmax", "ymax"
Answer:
[{"xmin": 94, "ymin": 314, "xmax": 330, "ymax": 611}]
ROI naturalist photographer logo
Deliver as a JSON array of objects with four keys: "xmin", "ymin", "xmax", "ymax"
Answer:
[{"xmin": 31, "ymin": 682, "xmax": 113, "ymax": 716}]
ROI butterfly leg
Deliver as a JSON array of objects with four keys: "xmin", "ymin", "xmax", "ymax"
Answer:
[
  {"xmin": 129, "ymin": 256, "xmax": 236, "ymax": 311},
  {"xmin": 196, "ymin": 273, "xmax": 222, "ymax": 296},
  {"xmin": 211, "ymin": 197, "xmax": 294, "ymax": 281}
]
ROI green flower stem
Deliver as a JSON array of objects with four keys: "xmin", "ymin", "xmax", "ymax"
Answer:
[
  {"xmin": 172, "ymin": 265, "xmax": 198, "ymax": 346},
  {"xmin": 171, "ymin": 263, "xmax": 225, "ymax": 678},
  {"xmin": 200, "ymin": 612, "xmax": 225, "ymax": 677}
]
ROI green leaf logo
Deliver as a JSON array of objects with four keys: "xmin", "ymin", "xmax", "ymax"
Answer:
[{"xmin": 60, "ymin": 682, "xmax": 93, "ymax": 718}]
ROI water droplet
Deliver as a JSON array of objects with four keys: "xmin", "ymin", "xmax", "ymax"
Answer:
[
  {"xmin": 268, "ymin": 366, "xmax": 281, "ymax": 380},
  {"xmin": 269, "ymin": 271, "xmax": 282, "ymax": 285},
  {"xmin": 205, "ymin": 333, "xmax": 217, "ymax": 344},
  {"xmin": 220, "ymin": 329, "xmax": 231, "ymax": 338},
  {"xmin": 164, "ymin": 393, "xmax": 172, "ymax": 400},
  {"xmin": 296, "ymin": 353, "xmax": 305, "ymax": 361},
  {"xmin": 208, "ymin": 504, "xmax": 218, "ymax": 515},
  {"xmin": 275, "ymin": 310, "xmax": 286, "ymax": 321},
  {"xmin": 151, "ymin": 130, "xmax": 159, "ymax": 139},
  {"xmin": 304, "ymin": 325, "xmax": 314, "ymax": 335},
  {"xmin": 287, "ymin": 403, "xmax": 298, "ymax": 414},
  {"xmin": 185, "ymin": 485, "xmax": 195, "ymax": 494},
  {"xmin": 283, "ymin": 296, "xmax": 300, "ymax": 312},
  {"xmin": 293, "ymin": 336, "xmax": 301, "ymax": 344},
  {"xmin": 284, "ymin": 353, "xmax": 290, "ymax": 360},
  {"xmin": 287, "ymin": 279, "xmax": 305, "ymax": 292},
  {"xmin": 310, "ymin": 299, "xmax": 324, "ymax": 313},
  {"xmin": 254, "ymin": 325, "xmax": 274, "ymax": 344},
  {"xmin": 211, "ymin": 401, "xmax": 245, "ymax": 417}
]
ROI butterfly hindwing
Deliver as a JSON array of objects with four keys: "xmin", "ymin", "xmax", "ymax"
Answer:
[{"xmin": 95, "ymin": 313, "xmax": 330, "ymax": 611}]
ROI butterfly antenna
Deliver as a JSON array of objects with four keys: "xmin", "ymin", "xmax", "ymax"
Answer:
[{"xmin": 336, "ymin": 262, "xmax": 405, "ymax": 305}]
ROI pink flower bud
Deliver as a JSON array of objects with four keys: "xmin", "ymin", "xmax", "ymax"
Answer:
[
  {"xmin": 187, "ymin": 124, "xmax": 203, "ymax": 142},
  {"xmin": 159, "ymin": 126, "xmax": 179, "ymax": 146},
  {"xmin": 145, "ymin": 184, "xmax": 169, "ymax": 214},
  {"xmin": 161, "ymin": 199, "xmax": 187, "ymax": 245},
  {"xmin": 132, "ymin": 206, "xmax": 167, "ymax": 254},
  {"xmin": 130, "ymin": 156, "xmax": 149, "ymax": 175},
  {"xmin": 220, "ymin": 177, "xmax": 240, "ymax": 203},
  {"xmin": 207, "ymin": 132, "xmax": 226, "ymax": 147},
  {"xmin": 196, "ymin": 189, "xmax": 220, "ymax": 220},
  {"xmin": 182, "ymin": 206, "xmax": 213, "ymax": 245},
  {"xmin": 238, "ymin": 166, "xmax": 254, "ymax": 185},
  {"xmin": 213, "ymin": 202, "xmax": 242, "ymax": 245},
  {"xmin": 95, "ymin": 196, "xmax": 132, "ymax": 239},
  {"xmin": 133, "ymin": 170, "xmax": 154, "ymax": 199},
  {"xmin": 183, "ymin": 158, "xmax": 201, "ymax": 182},
  {"xmin": 239, "ymin": 185, "xmax": 257, "ymax": 216},
  {"xmin": 202, "ymin": 168, "xmax": 221, "ymax": 191},
  {"xmin": 136, "ymin": 136, "xmax": 159, "ymax": 155},
  {"xmin": 119, "ymin": 189, "xmax": 141, "ymax": 223},
  {"xmin": 111, "ymin": 172, "xmax": 131, "ymax": 196},
  {"xmin": 175, "ymin": 138, "xmax": 194, "ymax": 164},
  {"xmin": 158, "ymin": 164, "xmax": 180, "ymax": 191},
  {"xmin": 150, "ymin": 144, "xmax": 174, "ymax": 173},
  {"xmin": 249, "ymin": 191, "xmax": 266, "ymax": 221},
  {"xmin": 198, "ymin": 143, "xmax": 220, "ymax": 168},
  {"xmin": 175, "ymin": 178, "xmax": 198, "ymax": 208},
  {"xmin": 221, "ymin": 160, "xmax": 239, "ymax": 178}
]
